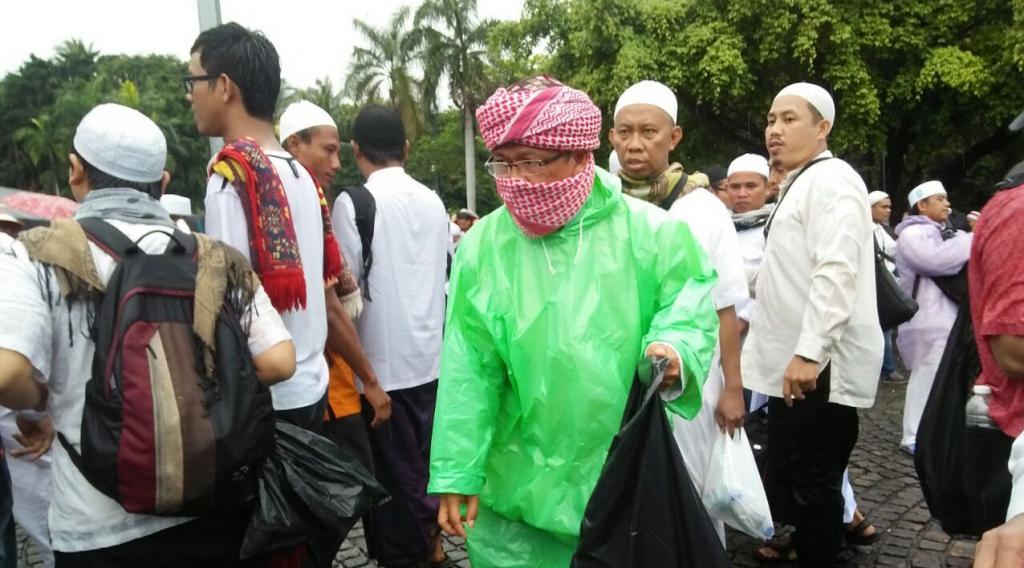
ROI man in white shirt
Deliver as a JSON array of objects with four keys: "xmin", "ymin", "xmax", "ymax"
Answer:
[
  {"xmin": 0, "ymin": 103, "xmax": 294, "ymax": 565},
  {"xmin": 609, "ymin": 80, "xmax": 749, "ymax": 542},
  {"xmin": 741, "ymin": 83, "xmax": 882, "ymax": 567},
  {"xmin": 332, "ymin": 105, "xmax": 450, "ymax": 568},
  {"xmin": 611, "ymin": 79, "xmax": 748, "ymax": 430},
  {"xmin": 188, "ymin": 24, "xmax": 349, "ymax": 434}
]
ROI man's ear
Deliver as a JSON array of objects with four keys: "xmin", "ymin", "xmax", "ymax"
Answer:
[
  {"xmin": 403, "ymin": 139, "xmax": 410, "ymax": 161},
  {"xmin": 670, "ymin": 125, "xmax": 683, "ymax": 150},
  {"xmin": 351, "ymin": 140, "xmax": 363, "ymax": 161},
  {"xmin": 218, "ymin": 74, "xmax": 233, "ymax": 104},
  {"xmin": 68, "ymin": 153, "xmax": 87, "ymax": 187},
  {"xmin": 818, "ymin": 120, "xmax": 832, "ymax": 140},
  {"xmin": 159, "ymin": 171, "xmax": 171, "ymax": 194}
]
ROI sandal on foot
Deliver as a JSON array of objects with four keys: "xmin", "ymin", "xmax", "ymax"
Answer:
[
  {"xmin": 755, "ymin": 535, "xmax": 797, "ymax": 564},
  {"xmin": 845, "ymin": 517, "xmax": 879, "ymax": 545}
]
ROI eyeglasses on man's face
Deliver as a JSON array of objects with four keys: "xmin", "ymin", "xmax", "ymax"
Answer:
[
  {"xmin": 182, "ymin": 74, "xmax": 218, "ymax": 95},
  {"xmin": 485, "ymin": 152, "xmax": 569, "ymax": 179}
]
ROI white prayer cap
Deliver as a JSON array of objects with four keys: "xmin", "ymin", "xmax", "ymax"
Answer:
[
  {"xmin": 774, "ymin": 82, "xmax": 836, "ymax": 126},
  {"xmin": 907, "ymin": 180, "xmax": 946, "ymax": 208},
  {"xmin": 279, "ymin": 101, "xmax": 337, "ymax": 142},
  {"xmin": 727, "ymin": 153, "xmax": 770, "ymax": 178},
  {"xmin": 160, "ymin": 194, "xmax": 192, "ymax": 217},
  {"xmin": 614, "ymin": 80, "xmax": 678, "ymax": 123},
  {"xmin": 73, "ymin": 103, "xmax": 166, "ymax": 183},
  {"xmin": 868, "ymin": 191, "xmax": 890, "ymax": 206}
]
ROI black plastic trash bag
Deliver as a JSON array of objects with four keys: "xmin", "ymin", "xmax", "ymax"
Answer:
[
  {"xmin": 240, "ymin": 420, "xmax": 388, "ymax": 558},
  {"xmin": 572, "ymin": 358, "xmax": 731, "ymax": 568},
  {"xmin": 915, "ymin": 298, "xmax": 1012, "ymax": 536}
]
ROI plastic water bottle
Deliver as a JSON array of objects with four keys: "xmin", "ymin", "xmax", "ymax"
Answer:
[{"xmin": 965, "ymin": 385, "xmax": 999, "ymax": 430}]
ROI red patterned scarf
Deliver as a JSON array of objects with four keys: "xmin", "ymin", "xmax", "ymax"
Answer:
[{"xmin": 211, "ymin": 138, "xmax": 343, "ymax": 312}]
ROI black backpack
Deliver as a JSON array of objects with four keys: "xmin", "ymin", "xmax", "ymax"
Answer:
[
  {"xmin": 340, "ymin": 185, "xmax": 376, "ymax": 299},
  {"xmin": 58, "ymin": 219, "xmax": 275, "ymax": 516}
]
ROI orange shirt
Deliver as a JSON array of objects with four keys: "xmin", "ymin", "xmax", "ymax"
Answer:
[{"xmin": 325, "ymin": 348, "xmax": 362, "ymax": 420}]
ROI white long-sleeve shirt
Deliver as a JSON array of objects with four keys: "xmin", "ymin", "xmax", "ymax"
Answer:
[{"xmin": 741, "ymin": 150, "xmax": 883, "ymax": 408}]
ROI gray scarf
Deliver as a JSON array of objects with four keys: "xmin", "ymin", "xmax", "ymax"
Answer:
[
  {"xmin": 732, "ymin": 204, "xmax": 775, "ymax": 231},
  {"xmin": 75, "ymin": 187, "xmax": 175, "ymax": 228}
]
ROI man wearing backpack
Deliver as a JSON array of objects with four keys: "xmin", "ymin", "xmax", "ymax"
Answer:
[
  {"xmin": 331, "ymin": 105, "xmax": 451, "ymax": 568},
  {"xmin": 0, "ymin": 103, "xmax": 296, "ymax": 565}
]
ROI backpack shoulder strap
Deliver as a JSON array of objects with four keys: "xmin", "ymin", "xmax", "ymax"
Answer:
[
  {"xmin": 342, "ymin": 185, "xmax": 376, "ymax": 264},
  {"xmin": 659, "ymin": 173, "xmax": 689, "ymax": 211},
  {"xmin": 77, "ymin": 218, "xmax": 137, "ymax": 261},
  {"xmin": 912, "ymin": 275, "xmax": 922, "ymax": 300}
]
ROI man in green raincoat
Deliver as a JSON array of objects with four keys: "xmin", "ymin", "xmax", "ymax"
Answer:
[{"xmin": 428, "ymin": 76, "xmax": 720, "ymax": 567}]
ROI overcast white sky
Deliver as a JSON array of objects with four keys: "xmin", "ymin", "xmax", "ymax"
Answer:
[{"xmin": 2, "ymin": 0, "xmax": 525, "ymax": 90}]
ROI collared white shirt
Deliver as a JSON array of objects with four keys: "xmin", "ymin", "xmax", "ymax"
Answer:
[
  {"xmin": 332, "ymin": 167, "xmax": 449, "ymax": 392},
  {"xmin": 741, "ymin": 150, "xmax": 883, "ymax": 408},
  {"xmin": 0, "ymin": 226, "xmax": 289, "ymax": 552},
  {"xmin": 205, "ymin": 150, "xmax": 330, "ymax": 411}
]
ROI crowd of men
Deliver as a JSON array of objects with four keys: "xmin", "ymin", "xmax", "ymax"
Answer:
[{"xmin": 0, "ymin": 19, "xmax": 1022, "ymax": 568}]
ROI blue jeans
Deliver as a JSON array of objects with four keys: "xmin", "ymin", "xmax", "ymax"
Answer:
[{"xmin": 882, "ymin": 330, "xmax": 897, "ymax": 375}]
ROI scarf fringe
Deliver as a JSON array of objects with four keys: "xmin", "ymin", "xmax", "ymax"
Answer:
[
  {"xmin": 261, "ymin": 268, "xmax": 307, "ymax": 313},
  {"xmin": 323, "ymin": 234, "xmax": 344, "ymax": 286}
]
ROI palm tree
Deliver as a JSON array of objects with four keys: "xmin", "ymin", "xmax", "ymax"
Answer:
[
  {"xmin": 13, "ymin": 114, "xmax": 64, "ymax": 195},
  {"xmin": 417, "ymin": 0, "xmax": 491, "ymax": 211},
  {"xmin": 345, "ymin": 6, "xmax": 428, "ymax": 141}
]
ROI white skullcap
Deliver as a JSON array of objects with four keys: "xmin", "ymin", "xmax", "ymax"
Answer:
[
  {"xmin": 868, "ymin": 191, "xmax": 889, "ymax": 206},
  {"xmin": 774, "ymin": 82, "xmax": 836, "ymax": 126},
  {"xmin": 908, "ymin": 180, "xmax": 946, "ymax": 208},
  {"xmin": 160, "ymin": 194, "xmax": 192, "ymax": 217},
  {"xmin": 727, "ymin": 153, "xmax": 770, "ymax": 178},
  {"xmin": 614, "ymin": 80, "xmax": 678, "ymax": 123},
  {"xmin": 73, "ymin": 103, "xmax": 166, "ymax": 183},
  {"xmin": 279, "ymin": 101, "xmax": 337, "ymax": 142}
]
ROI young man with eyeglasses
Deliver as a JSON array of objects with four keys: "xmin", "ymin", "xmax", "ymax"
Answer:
[
  {"xmin": 331, "ymin": 104, "xmax": 451, "ymax": 568},
  {"xmin": 186, "ymin": 23, "xmax": 358, "ymax": 439},
  {"xmin": 429, "ymin": 76, "xmax": 718, "ymax": 566}
]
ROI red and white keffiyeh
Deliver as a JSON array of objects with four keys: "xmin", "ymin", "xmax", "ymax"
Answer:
[{"xmin": 475, "ymin": 76, "xmax": 602, "ymax": 152}]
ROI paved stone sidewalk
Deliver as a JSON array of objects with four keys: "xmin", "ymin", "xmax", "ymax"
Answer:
[
  {"xmin": 11, "ymin": 378, "xmax": 979, "ymax": 567},
  {"xmin": 331, "ymin": 380, "xmax": 982, "ymax": 567}
]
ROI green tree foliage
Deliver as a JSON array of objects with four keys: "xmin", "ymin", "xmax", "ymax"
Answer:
[
  {"xmin": 0, "ymin": 41, "xmax": 210, "ymax": 203},
  {"xmin": 344, "ymin": 6, "xmax": 429, "ymax": 141},
  {"xmin": 416, "ymin": 0, "xmax": 493, "ymax": 209},
  {"xmin": 517, "ymin": 0, "xmax": 1024, "ymax": 213},
  {"xmin": 406, "ymin": 109, "xmax": 499, "ymax": 214}
]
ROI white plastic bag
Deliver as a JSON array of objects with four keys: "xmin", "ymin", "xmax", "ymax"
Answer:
[{"xmin": 701, "ymin": 427, "xmax": 774, "ymax": 540}]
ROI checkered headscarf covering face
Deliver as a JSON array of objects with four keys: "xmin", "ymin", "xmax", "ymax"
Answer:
[{"xmin": 476, "ymin": 76, "xmax": 603, "ymax": 151}]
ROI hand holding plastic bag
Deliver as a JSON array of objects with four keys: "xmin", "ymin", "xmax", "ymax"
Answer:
[{"xmin": 702, "ymin": 427, "xmax": 774, "ymax": 540}]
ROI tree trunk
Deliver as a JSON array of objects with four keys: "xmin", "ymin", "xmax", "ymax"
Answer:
[{"xmin": 463, "ymin": 104, "xmax": 476, "ymax": 211}]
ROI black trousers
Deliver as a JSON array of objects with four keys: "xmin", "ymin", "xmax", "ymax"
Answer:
[
  {"xmin": 275, "ymin": 393, "xmax": 328, "ymax": 434},
  {"xmin": 767, "ymin": 365, "xmax": 859, "ymax": 568},
  {"xmin": 314, "ymin": 411, "xmax": 376, "ymax": 568},
  {"xmin": 362, "ymin": 381, "xmax": 440, "ymax": 567},
  {"xmin": 54, "ymin": 512, "xmax": 256, "ymax": 568}
]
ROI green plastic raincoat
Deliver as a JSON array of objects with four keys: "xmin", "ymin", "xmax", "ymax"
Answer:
[{"xmin": 428, "ymin": 168, "xmax": 719, "ymax": 567}]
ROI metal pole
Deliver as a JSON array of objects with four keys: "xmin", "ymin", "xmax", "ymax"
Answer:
[{"xmin": 197, "ymin": 0, "xmax": 224, "ymax": 157}]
